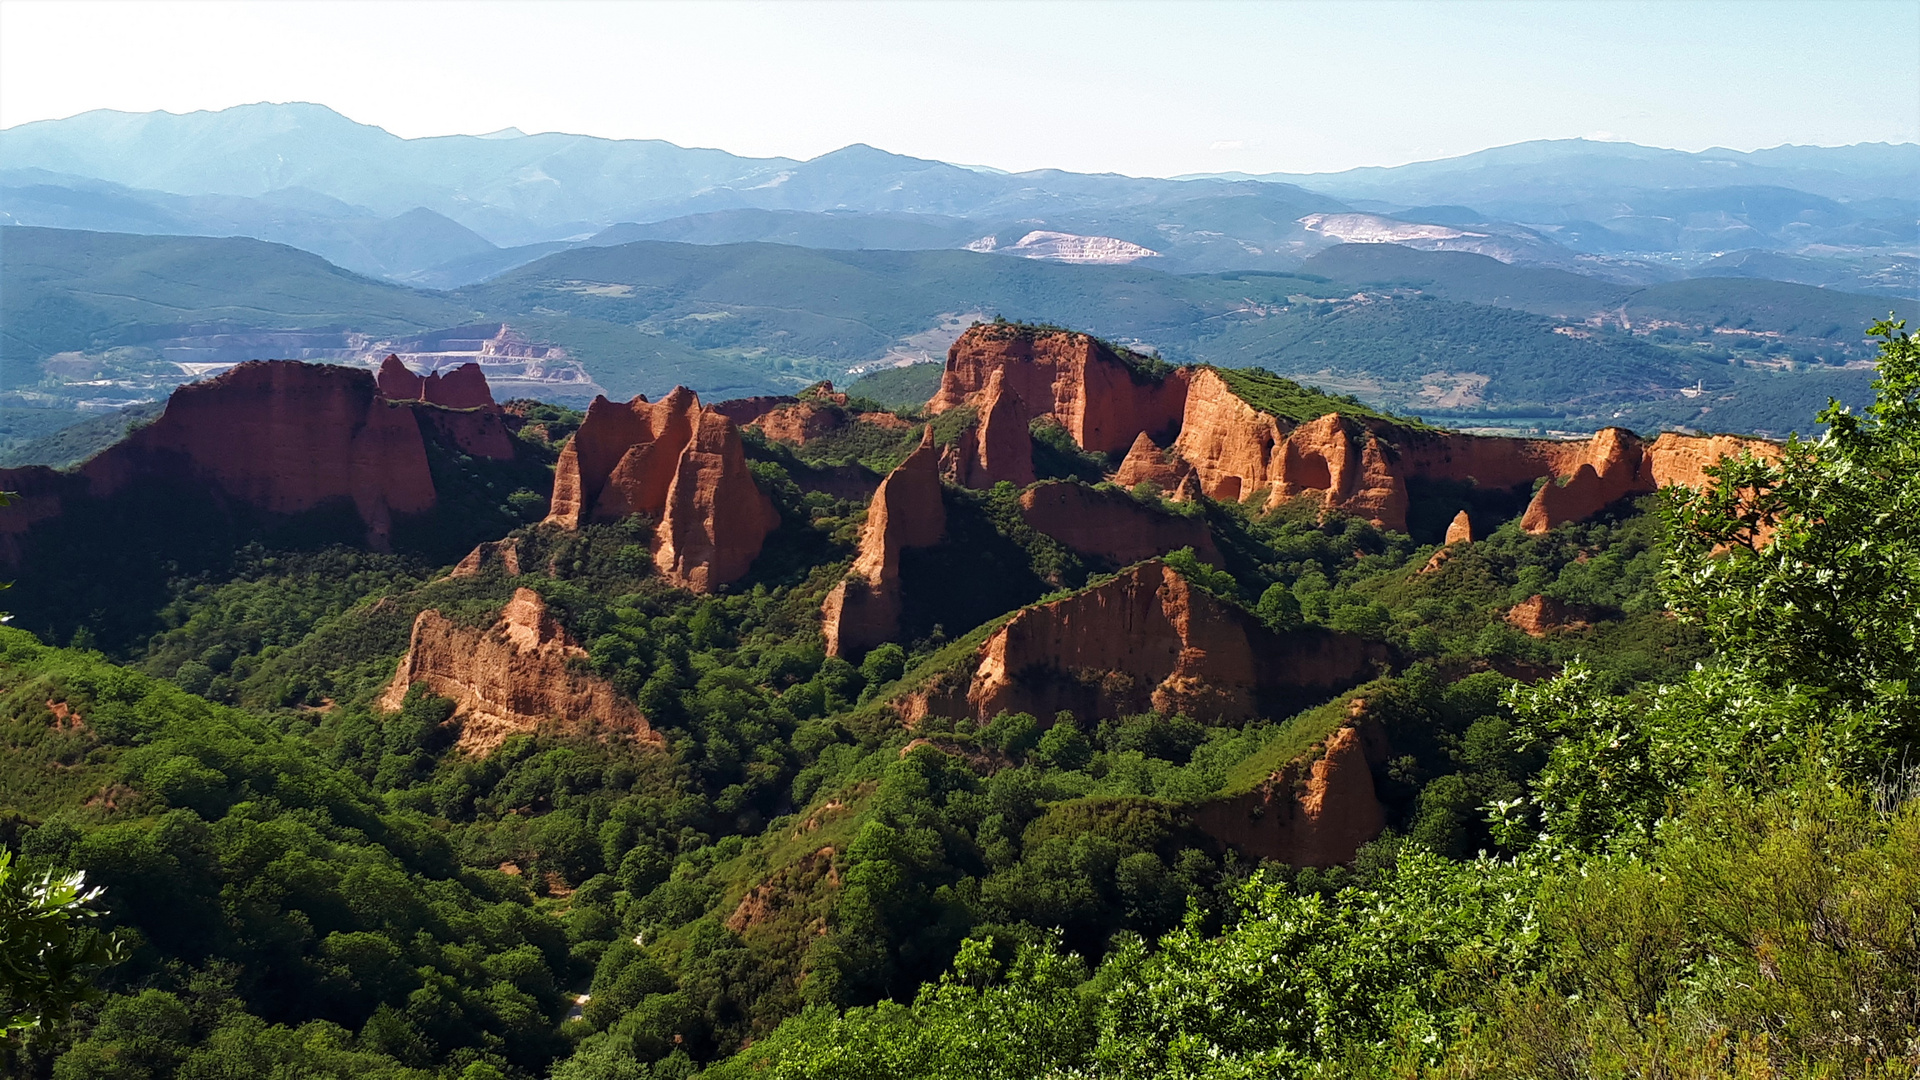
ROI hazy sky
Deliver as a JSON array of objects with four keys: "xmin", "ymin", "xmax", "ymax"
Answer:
[{"xmin": 2, "ymin": 0, "xmax": 1915, "ymax": 176}]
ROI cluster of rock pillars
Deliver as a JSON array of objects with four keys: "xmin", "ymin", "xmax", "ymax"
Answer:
[{"xmin": 0, "ymin": 325, "xmax": 1774, "ymax": 868}]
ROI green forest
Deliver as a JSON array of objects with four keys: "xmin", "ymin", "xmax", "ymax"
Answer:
[{"xmin": 2, "ymin": 324, "xmax": 1917, "ymax": 1079}]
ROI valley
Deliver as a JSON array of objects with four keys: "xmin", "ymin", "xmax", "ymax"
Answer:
[
  {"xmin": 6, "ymin": 310, "xmax": 1894, "ymax": 1077},
  {"xmin": 0, "ymin": 87, "xmax": 1915, "ymax": 1080}
]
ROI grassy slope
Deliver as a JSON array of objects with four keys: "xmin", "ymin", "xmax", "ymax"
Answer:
[{"xmin": 846, "ymin": 364, "xmax": 944, "ymax": 411}]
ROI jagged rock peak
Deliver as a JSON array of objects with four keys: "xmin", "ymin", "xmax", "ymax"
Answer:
[
  {"xmin": 376, "ymin": 354, "xmax": 497, "ymax": 410},
  {"xmin": 822, "ymin": 433, "xmax": 946, "ymax": 657},
  {"xmin": 545, "ymin": 388, "xmax": 776, "ymax": 593}
]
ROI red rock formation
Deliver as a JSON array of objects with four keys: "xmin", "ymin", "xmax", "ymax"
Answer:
[
  {"xmin": 937, "ymin": 366, "xmax": 1036, "ymax": 488},
  {"xmin": 711, "ymin": 394, "xmax": 798, "ymax": 428},
  {"xmin": 1445, "ymin": 509, "xmax": 1474, "ymax": 545},
  {"xmin": 1017, "ymin": 481, "xmax": 1221, "ymax": 568},
  {"xmin": 918, "ymin": 321, "xmax": 1777, "ymax": 537},
  {"xmin": 1112, "ymin": 432, "xmax": 1191, "ymax": 491},
  {"xmin": 1168, "ymin": 368, "xmax": 1287, "ymax": 503},
  {"xmin": 545, "ymin": 389, "xmax": 695, "ymax": 527},
  {"xmin": 0, "ymin": 360, "xmax": 525, "ymax": 557},
  {"xmin": 930, "ymin": 324, "xmax": 1188, "ymax": 454},
  {"xmin": 84, "ymin": 360, "xmax": 439, "ymax": 546},
  {"xmin": 1421, "ymin": 510, "xmax": 1474, "ymax": 573},
  {"xmin": 451, "ymin": 538, "xmax": 523, "ymax": 578},
  {"xmin": 1163, "ymin": 374, "xmax": 1779, "ymax": 535},
  {"xmin": 1518, "ymin": 427, "xmax": 1646, "ymax": 532},
  {"xmin": 754, "ymin": 402, "xmax": 847, "ymax": 445},
  {"xmin": 1505, "ymin": 594, "xmax": 1597, "ymax": 636},
  {"xmin": 652, "ymin": 408, "xmax": 781, "ymax": 591},
  {"xmin": 1270, "ymin": 414, "xmax": 1409, "ymax": 527},
  {"xmin": 545, "ymin": 388, "xmax": 777, "ymax": 591},
  {"xmin": 416, "ymin": 403, "xmax": 518, "ymax": 460},
  {"xmin": 376, "ymin": 354, "xmax": 497, "ymax": 410},
  {"xmin": 822, "ymin": 435, "xmax": 946, "ymax": 657},
  {"xmin": 380, "ymin": 588, "xmax": 660, "ymax": 754},
  {"xmin": 948, "ymin": 560, "xmax": 1379, "ymax": 724},
  {"xmin": 1644, "ymin": 431, "xmax": 1781, "ymax": 489},
  {"xmin": 1190, "ymin": 716, "xmax": 1388, "ymax": 867}
]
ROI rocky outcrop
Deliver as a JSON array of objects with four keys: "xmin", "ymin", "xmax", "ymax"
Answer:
[
  {"xmin": 18, "ymin": 361, "xmax": 462, "ymax": 552},
  {"xmin": 929, "ymin": 325, "xmax": 1187, "ymax": 454},
  {"xmin": 546, "ymin": 389, "xmax": 695, "ymax": 528},
  {"xmin": 711, "ymin": 394, "xmax": 799, "ymax": 428},
  {"xmin": 0, "ymin": 360, "xmax": 526, "ymax": 558},
  {"xmin": 715, "ymin": 384, "xmax": 913, "ymax": 450},
  {"xmin": 652, "ymin": 409, "xmax": 782, "ymax": 591},
  {"xmin": 1270, "ymin": 413, "xmax": 1408, "ymax": 528},
  {"xmin": 1421, "ymin": 510, "xmax": 1475, "ymax": 573},
  {"xmin": 916, "ymin": 322, "xmax": 1777, "ymax": 538},
  {"xmin": 1644, "ymin": 431, "xmax": 1781, "ymax": 489},
  {"xmin": 1190, "ymin": 708, "xmax": 1389, "ymax": 867},
  {"xmin": 822, "ymin": 436, "xmax": 946, "ymax": 657},
  {"xmin": 1505, "ymin": 594, "xmax": 1598, "ymax": 636},
  {"xmin": 754, "ymin": 402, "xmax": 847, "ymax": 446},
  {"xmin": 1445, "ymin": 510, "xmax": 1474, "ymax": 546},
  {"xmin": 1112, "ymin": 432, "xmax": 1191, "ymax": 492},
  {"xmin": 451, "ymin": 538, "xmax": 523, "ymax": 578},
  {"xmin": 924, "ymin": 560, "xmax": 1379, "ymax": 724},
  {"xmin": 545, "ymin": 389, "xmax": 777, "ymax": 592},
  {"xmin": 1017, "ymin": 482, "xmax": 1221, "ymax": 568},
  {"xmin": 937, "ymin": 366, "xmax": 1036, "ymax": 488},
  {"xmin": 376, "ymin": 354, "xmax": 497, "ymax": 410},
  {"xmin": 1160, "ymin": 371, "xmax": 1779, "ymax": 534},
  {"xmin": 380, "ymin": 588, "xmax": 660, "ymax": 754},
  {"xmin": 1169, "ymin": 367, "xmax": 1289, "ymax": 503},
  {"xmin": 1517, "ymin": 427, "xmax": 1645, "ymax": 532}
]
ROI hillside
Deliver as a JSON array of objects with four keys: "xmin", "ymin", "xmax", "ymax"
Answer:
[
  {"xmin": 2, "ymin": 318, "xmax": 1913, "ymax": 1077},
  {"xmin": 0, "ymin": 226, "xmax": 477, "ymax": 404}
]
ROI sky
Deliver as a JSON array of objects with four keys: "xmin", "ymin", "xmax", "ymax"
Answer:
[{"xmin": 1, "ymin": 0, "xmax": 1916, "ymax": 177}]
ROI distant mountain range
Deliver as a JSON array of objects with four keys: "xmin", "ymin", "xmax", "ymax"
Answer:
[{"xmin": 2, "ymin": 103, "xmax": 1914, "ymax": 295}]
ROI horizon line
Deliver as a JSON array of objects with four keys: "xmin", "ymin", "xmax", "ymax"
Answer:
[{"xmin": 5, "ymin": 100, "xmax": 1915, "ymax": 182}]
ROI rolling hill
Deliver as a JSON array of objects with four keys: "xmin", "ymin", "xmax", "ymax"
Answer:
[{"xmin": 6, "ymin": 224, "xmax": 1912, "ymax": 436}]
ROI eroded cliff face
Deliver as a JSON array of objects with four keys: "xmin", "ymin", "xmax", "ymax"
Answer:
[
  {"xmin": 1268, "ymin": 414, "xmax": 1408, "ymax": 528},
  {"xmin": 929, "ymin": 325, "xmax": 1187, "ymax": 454},
  {"xmin": 73, "ymin": 361, "xmax": 450, "ymax": 548},
  {"xmin": 376, "ymin": 354, "xmax": 497, "ymax": 410},
  {"xmin": 1169, "ymin": 368, "xmax": 1289, "ymax": 503},
  {"xmin": 1016, "ymin": 481, "xmax": 1221, "ymax": 568},
  {"xmin": 0, "ymin": 360, "xmax": 528, "ymax": 559},
  {"xmin": 545, "ymin": 388, "xmax": 776, "ymax": 592},
  {"xmin": 1190, "ymin": 712, "xmax": 1389, "ymax": 868},
  {"xmin": 925, "ymin": 560, "xmax": 1379, "ymax": 724},
  {"xmin": 1155, "ymin": 373, "xmax": 1778, "ymax": 534},
  {"xmin": 1644, "ymin": 431, "xmax": 1781, "ymax": 489},
  {"xmin": 652, "ymin": 409, "xmax": 782, "ymax": 591},
  {"xmin": 380, "ymin": 587, "xmax": 659, "ymax": 754},
  {"xmin": 937, "ymin": 366, "xmax": 1037, "ymax": 488},
  {"xmin": 1514, "ymin": 428, "xmax": 1779, "ymax": 534},
  {"xmin": 822, "ymin": 436, "xmax": 946, "ymax": 657}
]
